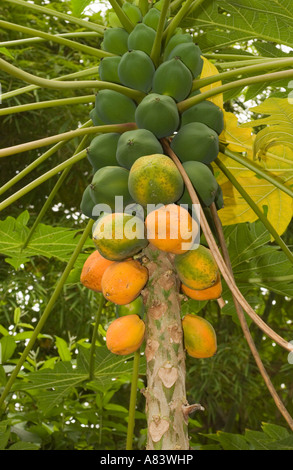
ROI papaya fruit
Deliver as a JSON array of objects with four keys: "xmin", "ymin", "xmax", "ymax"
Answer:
[
  {"xmin": 181, "ymin": 272, "xmax": 222, "ymax": 301},
  {"xmin": 87, "ymin": 133, "xmax": 120, "ymax": 172},
  {"xmin": 80, "ymin": 185, "xmax": 98, "ymax": 220},
  {"xmin": 102, "ymin": 259, "xmax": 148, "ymax": 305},
  {"xmin": 178, "ymin": 161, "xmax": 219, "ymax": 208},
  {"xmin": 170, "ymin": 122, "xmax": 219, "ymax": 164},
  {"xmin": 89, "ymin": 166, "xmax": 134, "ymax": 211},
  {"xmin": 102, "ymin": 27, "xmax": 129, "ymax": 55},
  {"xmin": 127, "ymin": 23, "xmax": 156, "ymax": 56},
  {"xmin": 181, "ymin": 100, "xmax": 224, "ymax": 135},
  {"xmin": 174, "ymin": 244, "xmax": 219, "ymax": 290},
  {"xmin": 93, "ymin": 212, "xmax": 148, "ymax": 261},
  {"xmin": 135, "ymin": 93, "xmax": 180, "ymax": 138},
  {"xmin": 95, "ymin": 89, "xmax": 136, "ymax": 125},
  {"xmin": 122, "ymin": 1, "xmax": 142, "ymax": 24},
  {"xmin": 106, "ymin": 314, "xmax": 145, "ymax": 354},
  {"xmin": 116, "ymin": 128, "xmax": 163, "ymax": 169},
  {"xmin": 142, "ymin": 7, "xmax": 162, "ymax": 30},
  {"xmin": 98, "ymin": 56, "xmax": 122, "ymax": 84},
  {"xmin": 167, "ymin": 42, "xmax": 203, "ymax": 78},
  {"xmin": 116, "ymin": 295, "xmax": 144, "ymax": 317},
  {"xmin": 80, "ymin": 250, "xmax": 114, "ymax": 292},
  {"xmin": 128, "ymin": 154, "xmax": 184, "ymax": 206},
  {"xmin": 118, "ymin": 50, "xmax": 155, "ymax": 93},
  {"xmin": 163, "ymin": 32, "xmax": 192, "ymax": 60},
  {"xmin": 145, "ymin": 203, "xmax": 198, "ymax": 254},
  {"xmin": 152, "ymin": 57, "xmax": 193, "ymax": 102},
  {"xmin": 182, "ymin": 314, "xmax": 217, "ymax": 358},
  {"xmin": 89, "ymin": 108, "xmax": 104, "ymax": 126}
]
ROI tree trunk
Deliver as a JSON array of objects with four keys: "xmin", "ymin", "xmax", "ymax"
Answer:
[{"xmin": 141, "ymin": 244, "xmax": 190, "ymax": 450}]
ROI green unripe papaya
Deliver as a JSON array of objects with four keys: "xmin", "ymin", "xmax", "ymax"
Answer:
[
  {"xmin": 171, "ymin": 122, "xmax": 219, "ymax": 164},
  {"xmin": 179, "ymin": 161, "xmax": 219, "ymax": 208},
  {"xmin": 122, "ymin": 1, "xmax": 142, "ymax": 24},
  {"xmin": 118, "ymin": 50, "xmax": 155, "ymax": 93},
  {"xmin": 87, "ymin": 133, "xmax": 120, "ymax": 172},
  {"xmin": 168, "ymin": 42, "xmax": 203, "ymax": 78},
  {"xmin": 143, "ymin": 7, "xmax": 164, "ymax": 30},
  {"xmin": 90, "ymin": 166, "xmax": 134, "ymax": 211},
  {"xmin": 89, "ymin": 108, "xmax": 104, "ymax": 126},
  {"xmin": 116, "ymin": 129, "xmax": 163, "ymax": 169},
  {"xmin": 80, "ymin": 185, "xmax": 98, "ymax": 220},
  {"xmin": 95, "ymin": 90, "xmax": 136, "ymax": 124},
  {"xmin": 135, "ymin": 93, "xmax": 180, "ymax": 138},
  {"xmin": 152, "ymin": 57, "xmax": 193, "ymax": 102},
  {"xmin": 163, "ymin": 33, "xmax": 192, "ymax": 60},
  {"xmin": 127, "ymin": 23, "xmax": 156, "ymax": 56},
  {"xmin": 102, "ymin": 27, "xmax": 129, "ymax": 55},
  {"xmin": 98, "ymin": 56, "xmax": 121, "ymax": 84},
  {"xmin": 181, "ymin": 100, "xmax": 224, "ymax": 135}
]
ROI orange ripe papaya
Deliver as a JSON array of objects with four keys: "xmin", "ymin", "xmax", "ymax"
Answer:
[
  {"xmin": 182, "ymin": 314, "xmax": 217, "ymax": 358},
  {"xmin": 181, "ymin": 273, "xmax": 222, "ymax": 300},
  {"xmin": 80, "ymin": 250, "xmax": 114, "ymax": 292},
  {"xmin": 145, "ymin": 203, "xmax": 198, "ymax": 254},
  {"xmin": 101, "ymin": 258, "xmax": 148, "ymax": 305},
  {"xmin": 175, "ymin": 244, "xmax": 219, "ymax": 290},
  {"xmin": 106, "ymin": 314, "xmax": 145, "ymax": 355}
]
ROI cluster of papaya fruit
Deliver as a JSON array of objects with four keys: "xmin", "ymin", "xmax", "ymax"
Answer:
[{"xmin": 79, "ymin": 1, "xmax": 222, "ymax": 359}]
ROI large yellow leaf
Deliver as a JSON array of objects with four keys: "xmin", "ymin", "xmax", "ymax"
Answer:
[
  {"xmin": 215, "ymin": 111, "xmax": 293, "ymax": 236},
  {"xmin": 199, "ymin": 57, "xmax": 224, "ymax": 110}
]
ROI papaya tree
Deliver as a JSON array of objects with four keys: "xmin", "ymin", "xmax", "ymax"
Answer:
[{"xmin": 0, "ymin": 0, "xmax": 293, "ymax": 451}]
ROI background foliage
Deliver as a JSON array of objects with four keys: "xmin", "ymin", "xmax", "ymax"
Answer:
[{"xmin": 0, "ymin": 0, "xmax": 292, "ymax": 450}]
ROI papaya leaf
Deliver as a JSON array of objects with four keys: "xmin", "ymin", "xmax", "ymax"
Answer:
[
  {"xmin": 216, "ymin": 112, "xmax": 293, "ymax": 235},
  {"xmin": 240, "ymin": 98, "xmax": 293, "ymax": 157},
  {"xmin": 13, "ymin": 346, "xmax": 146, "ymax": 412},
  {"xmin": 70, "ymin": 0, "xmax": 95, "ymax": 17},
  {"xmin": 222, "ymin": 221, "xmax": 293, "ymax": 302},
  {"xmin": 0, "ymin": 211, "xmax": 94, "ymax": 269},
  {"xmin": 199, "ymin": 57, "xmax": 224, "ymax": 109},
  {"xmin": 186, "ymin": 0, "xmax": 293, "ymax": 51}
]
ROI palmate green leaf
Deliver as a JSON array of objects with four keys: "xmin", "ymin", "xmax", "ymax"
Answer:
[
  {"xmin": 13, "ymin": 345, "xmax": 146, "ymax": 411},
  {"xmin": 222, "ymin": 221, "xmax": 293, "ymax": 306},
  {"xmin": 186, "ymin": 0, "xmax": 293, "ymax": 51},
  {"xmin": 0, "ymin": 210, "xmax": 93, "ymax": 269},
  {"xmin": 70, "ymin": 0, "xmax": 96, "ymax": 17}
]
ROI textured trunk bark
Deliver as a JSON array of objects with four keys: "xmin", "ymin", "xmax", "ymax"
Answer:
[{"xmin": 141, "ymin": 244, "xmax": 190, "ymax": 450}]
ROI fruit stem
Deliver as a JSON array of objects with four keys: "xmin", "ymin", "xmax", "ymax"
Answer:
[
  {"xmin": 214, "ymin": 157, "xmax": 293, "ymax": 265},
  {"xmin": 1, "ymin": 0, "xmax": 106, "ymax": 34},
  {"xmin": 138, "ymin": 0, "xmax": 149, "ymax": 16},
  {"xmin": 108, "ymin": 0, "xmax": 135, "ymax": 33},
  {"xmin": 0, "ymin": 123, "xmax": 138, "ymax": 159},
  {"xmin": 0, "ymin": 218, "xmax": 95, "ymax": 414},
  {"xmin": 161, "ymin": 138, "xmax": 293, "ymax": 353},
  {"xmin": 150, "ymin": 0, "xmax": 171, "ymax": 67},
  {"xmin": 163, "ymin": 0, "xmax": 194, "ymax": 45},
  {"xmin": 89, "ymin": 294, "xmax": 105, "ymax": 381},
  {"xmin": 178, "ymin": 68, "xmax": 293, "ymax": 113},
  {"xmin": 126, "ymin": 349, "xmax": 141, "ymax": 450},
  {"xmin": 1, "ymin": 66, "xmax": 100, "ymax": 102},
  {"xmin": 0, "ymin": 20, "xmax": 109, "ymax": 59},
  {"xmin": 0, "ymin": 31, "xmax": 100, "ymax": 48},
  {"xmin": 219, "ymin": 146, "xmax": 293, "ymax": 200},
  {"xmin": 0, "ymin": 95, "xmax": 95, "ymax": 117},
  {"xmin": 0, "ymin": 57, "xmax": 145, "ymax": 101}
]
